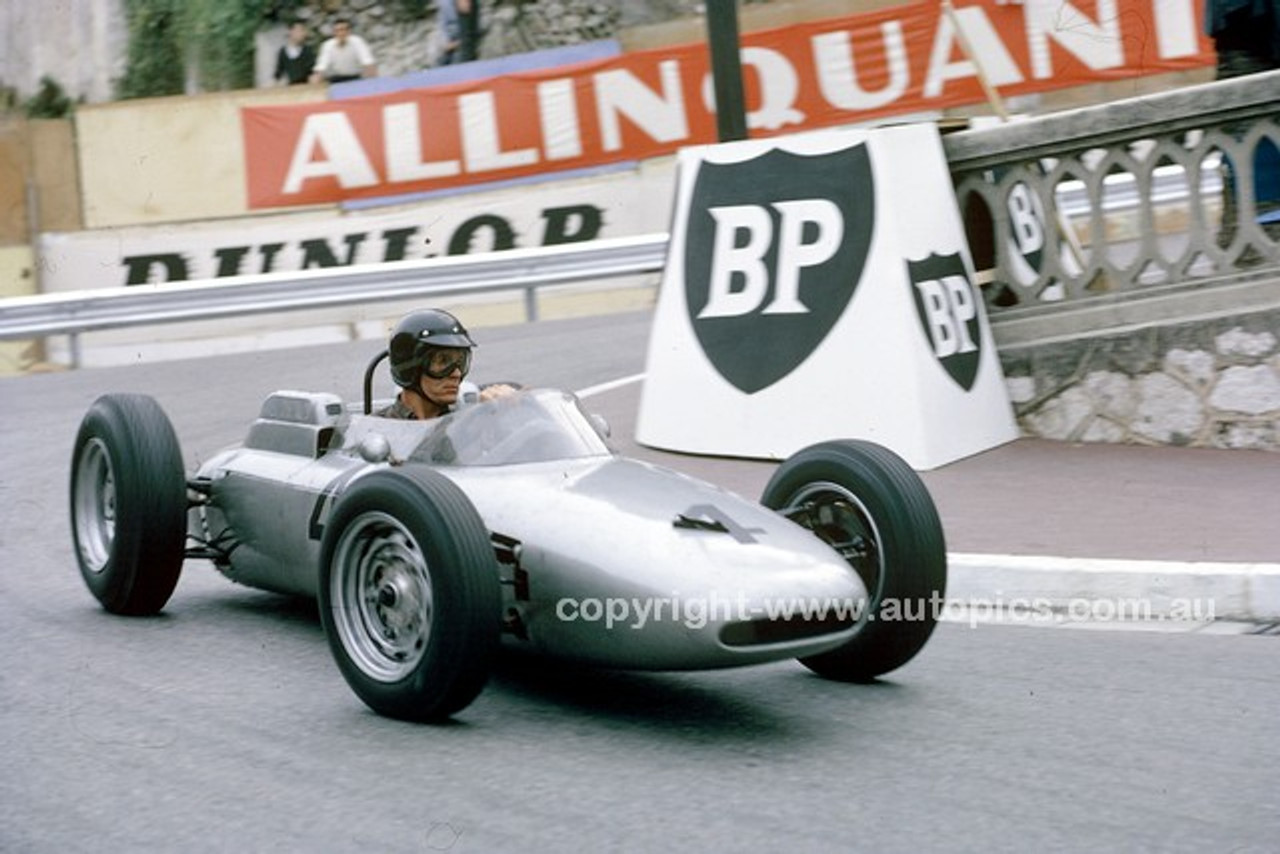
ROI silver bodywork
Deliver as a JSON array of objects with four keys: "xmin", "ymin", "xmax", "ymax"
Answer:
[{"xmin": 192, "ymin": 389, "xmax": 867, "ymax": 670}]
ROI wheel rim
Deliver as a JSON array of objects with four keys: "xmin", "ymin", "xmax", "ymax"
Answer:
[
  {"xmin": 780, "ymin": 481, "xmax": 885, "ymax": 607},
  {"xmin": 330, "ymin": 511, "xmax": 434, "ymax": 683},
  {"xmin": 73, "ymin": 438, "xmax": 116, "ymax": 574}
]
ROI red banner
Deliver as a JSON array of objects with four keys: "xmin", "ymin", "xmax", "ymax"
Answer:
[{"xmin": 242, "ymin": 0, "xmax": 1213, "ymax": 209}]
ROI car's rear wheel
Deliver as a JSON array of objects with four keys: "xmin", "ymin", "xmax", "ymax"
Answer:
[
  {"xmin": 762, "ymin": 440, "xmax": 946, "ymax": 682},
  {"xmin": 70, "ymin": 393, "xmax": 187, "ymax": 615},
  {"xmin": 319, "ymin": 469, "xmax": 502, "ymax": 722}
]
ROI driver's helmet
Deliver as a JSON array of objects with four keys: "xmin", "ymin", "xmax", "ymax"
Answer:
[{"xmin": 388, "ymin": 309, "xmax": 477, "ymax": 388}]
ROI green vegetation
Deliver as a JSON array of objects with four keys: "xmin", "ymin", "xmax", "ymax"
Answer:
[
  {"xmin": 117, "ymin": 0, "xmax": 186, "ymax": 99},
  {"xmin": 117, "ymin": 0, "xmax": 291, "ymax": 99},
  {"xmin": 24, "ymin": 76, "xmax": 74, "ymax": 118},
  {"xmin": 187, "ymin": 0, "xmax": 270, "ymax": 92}
]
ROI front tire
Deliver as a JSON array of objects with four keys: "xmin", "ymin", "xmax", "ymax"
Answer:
[
  {"xmin": 69, "ymin": 393, "xmax": 187, "ymax": 615},
  {"xmin": 762, "ymin": 440, "xmax": 946, "ymax": 682},
  {"xmin": 319, "ymin": 469, "xmax": 502, "ymax": 722}
]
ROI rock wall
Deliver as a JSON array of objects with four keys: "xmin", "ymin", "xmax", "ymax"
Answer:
[{"xmin": 1000, "ymin": 308, "xmax": 1280, "ymax": 450}]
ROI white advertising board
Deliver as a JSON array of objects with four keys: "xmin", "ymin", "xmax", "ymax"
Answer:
[
  {"xmin": 37, "ymin": 166, "xmax": 674, "ymax": 292},
  {"xmin": 635, "ymin": 123, "xmax": 1018, "ymax": 470}
]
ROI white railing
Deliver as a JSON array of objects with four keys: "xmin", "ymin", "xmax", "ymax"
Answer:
[{"xmin": 943, "ymin": 71, "xmax": 1279, "ymax": 305}]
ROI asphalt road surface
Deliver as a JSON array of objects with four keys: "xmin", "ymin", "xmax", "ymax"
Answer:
[{"xmin": 2, "ymin": 312, "xmax": 1276, "ymax": 852}]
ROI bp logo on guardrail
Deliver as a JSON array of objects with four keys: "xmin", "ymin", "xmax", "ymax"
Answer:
[{"xmin": 682, "ymin": 146, "xmax": 875, "ymax": 394}]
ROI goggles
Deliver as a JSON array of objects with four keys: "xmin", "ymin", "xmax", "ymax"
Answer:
[{"xmin": 421, "ymin": 346, "xmax": 472, "ymax": 379}]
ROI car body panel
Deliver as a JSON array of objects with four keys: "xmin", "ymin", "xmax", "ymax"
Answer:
[{"xmin": 190, "ymin": 389, "xmax": 867, "ymax": 670}]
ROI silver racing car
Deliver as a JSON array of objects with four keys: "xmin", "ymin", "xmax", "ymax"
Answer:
[{"xmin": 69, "ymin": 351, "xmax": 947, "ymax": 722}]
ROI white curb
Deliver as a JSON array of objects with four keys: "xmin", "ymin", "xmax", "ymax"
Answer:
[{"xmin": 947, "ymin": 553, "xmax": 1280, "ymax": 623}]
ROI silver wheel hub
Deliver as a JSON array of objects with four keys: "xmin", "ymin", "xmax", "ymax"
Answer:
[
  {"xmin": 331, "ymin": 512, "xmax": 434, "ymax": 683},
  {"xmin": 783, "ymin": 481, "xmax": 885, "ymax": 605},
  {"xmin": 73, "ymin": 438, "xmax": 116, "ymax": 574}
]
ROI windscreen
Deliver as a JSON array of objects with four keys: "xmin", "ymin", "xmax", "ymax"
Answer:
[{"xmin": 409, "ymin": 389, "xmax": 612, "ymax": 466}]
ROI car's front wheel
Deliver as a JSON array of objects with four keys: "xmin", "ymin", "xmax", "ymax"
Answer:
[
  {"xmin": 319, "ymin": 469, "xmax": 502, "ymax": 722},
  {"xmin": 69, "ymin": 393, "xmax": 187, "ymax": 615},
  {"xmin": 762, "ymin": 440, "xmax": 947, "ymax": 682}
]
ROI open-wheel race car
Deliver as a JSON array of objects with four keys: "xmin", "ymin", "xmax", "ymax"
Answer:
[{"xmin": 69, "ymin": 350, "xmax": 947, "ymax": 722}]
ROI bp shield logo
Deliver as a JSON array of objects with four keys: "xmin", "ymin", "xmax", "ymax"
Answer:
[
  {"xmin": 683, "ymin": 145, "xmax": 875, "ymax": 394},
  {"xmin": 907, "ymin": 252, "xmax": 982, "ymax": 391}
]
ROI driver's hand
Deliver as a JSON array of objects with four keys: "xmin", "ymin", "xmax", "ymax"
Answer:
[{"xmin": 479, "ymin": 383, "xmax": 518, "ymax": 402}]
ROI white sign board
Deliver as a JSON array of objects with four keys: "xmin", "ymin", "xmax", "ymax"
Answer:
[
  {"xmin": 37, "ymin": 166, "xmax": 675, "ymax": 292},
  {"xmin": 635, "ymin": 124, "xmax": 1018, "ymax": 470}
]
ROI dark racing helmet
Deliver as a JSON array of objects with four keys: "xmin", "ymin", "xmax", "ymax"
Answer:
[{"xmin": 388, "ymin": 309, "xmax": 477, "ymax": 388}]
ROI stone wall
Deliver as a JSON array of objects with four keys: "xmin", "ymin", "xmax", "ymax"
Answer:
[{"xmin": 1000, "ymin": 308, "xmax": 1280, "ymax": 450}]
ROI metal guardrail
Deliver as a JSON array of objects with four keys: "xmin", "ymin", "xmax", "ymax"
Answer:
[
  {"xmin": 0, "ymin": 234, "xmax": 669, "ymax": 358},
  {"xmin": 1056, "ymin": 164, "xmax": 1221, "ymax": 218}
]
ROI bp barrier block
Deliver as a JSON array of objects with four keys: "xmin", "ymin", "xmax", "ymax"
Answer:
[{"xmin": 636, "ymin": 123, "xmax": 1018, "ymax": 470}]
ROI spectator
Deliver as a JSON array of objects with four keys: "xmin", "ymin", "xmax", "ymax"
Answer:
[
  {"xmin": 273, "ymin": 20, "xmax": 316, "ymax": 85},
  {"xmin": 1205, "ymin": 0, "xmax": 1280, "ymax": 78},
  {"xmin": 438, "ymin": 0, "xmax": 481, "ymax": 66},
  {"xmin": 309, "ymin": 18, "xmax": 377, "ymax": 84},
  {"xmin": 1204, "ymin": 0, "xmax": 1280, "ymax": 256}
]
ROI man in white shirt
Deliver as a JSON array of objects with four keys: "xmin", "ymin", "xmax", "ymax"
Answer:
[{"xmin": 309, "ymin": 18, "xmax": 377, "ymax": 83}]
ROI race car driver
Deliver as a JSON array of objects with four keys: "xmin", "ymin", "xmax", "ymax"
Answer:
[{"xmin": 378, "ymin": 308, "xmax": 516, "ymax": 419}]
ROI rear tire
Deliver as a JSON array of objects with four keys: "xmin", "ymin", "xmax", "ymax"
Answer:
[
  {"xmin": 762, "ymin": 440, "xmax": 946, "ymax": 681},
  {"xmin": 70, "ymin": 393, "xmax": 187, "ymax": 615},
  {"xmin": 319, "ymin": 469, "xmax": 502, "ymax": 722}
]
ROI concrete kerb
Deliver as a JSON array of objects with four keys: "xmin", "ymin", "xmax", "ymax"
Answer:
[{"xmin": 947, "ymin": 553, "xmax": 1280, "ymax": 624}]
